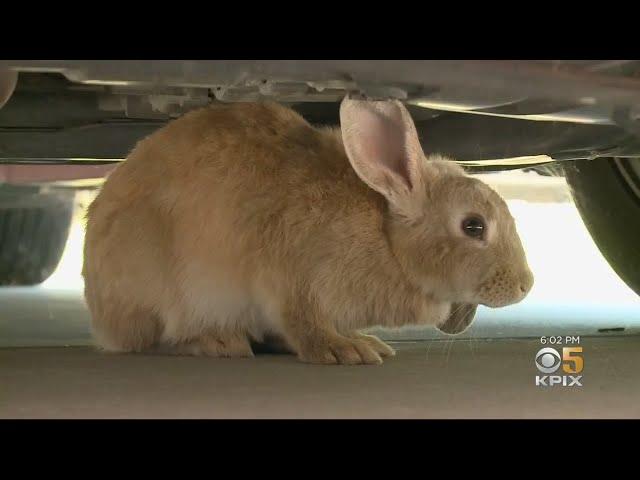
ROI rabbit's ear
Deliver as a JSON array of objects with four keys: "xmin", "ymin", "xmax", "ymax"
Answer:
[
  {"xmin": 436, "ymin": 303, "xmax": 477, "ymax": 335},
  {"xmin": 340, "ymin": 97, "xmax": 425, "ymax": 209}
]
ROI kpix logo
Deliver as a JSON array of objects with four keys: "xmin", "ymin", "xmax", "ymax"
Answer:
[{"xmin": 534, "ymin": 346, "xmax": 583, "ymax": 387}]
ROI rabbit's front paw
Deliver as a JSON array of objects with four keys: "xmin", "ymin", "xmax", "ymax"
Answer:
[
  {"xmin": 298, "ymin": 334, "xmax": 383, "ymax": 365},
  {"xmin": 348, "ymin": 332, "xmax": 396, "ymax": 358}
]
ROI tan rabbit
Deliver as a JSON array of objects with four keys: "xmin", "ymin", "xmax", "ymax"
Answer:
[{"xmin": 82, "ymin": 97, "xmax": 534, "ymax": 365}]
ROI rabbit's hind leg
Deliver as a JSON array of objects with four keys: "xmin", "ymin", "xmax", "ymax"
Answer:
[
  {"xmin": 91, "ymin": 304, "xmax": 162, "ymax": 354},
  {"xmin": 154, "ymin": 329, "xmax": 254, "ymax": 357}
]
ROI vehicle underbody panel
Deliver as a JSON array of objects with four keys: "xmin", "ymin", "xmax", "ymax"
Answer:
[{"xmin": 1, "ymin": 61, "xmax": 640, "ymax": 174}]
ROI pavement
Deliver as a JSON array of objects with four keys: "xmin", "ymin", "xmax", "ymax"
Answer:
[{"xmin": 1, "ymin": 337, "xmax": 639, "ymax": 418}]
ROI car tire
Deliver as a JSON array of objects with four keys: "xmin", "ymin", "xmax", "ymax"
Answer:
[
  {"xmin": 564, "ymin": 157, "xmax": 640, "ymax": 296},
  {"xmin": 0, "ymin": 191, "xmax": 74, "ymax": 286}
]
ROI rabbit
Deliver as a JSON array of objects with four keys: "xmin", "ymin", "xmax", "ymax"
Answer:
[{"xmin": 82, "ymin": 97, "xmax": 534, "ymax": 365}]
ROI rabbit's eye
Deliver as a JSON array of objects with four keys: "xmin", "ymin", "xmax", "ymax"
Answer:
[{"xmin": 462, "ymin": 216, "xmax": 485, "ymax": 240}]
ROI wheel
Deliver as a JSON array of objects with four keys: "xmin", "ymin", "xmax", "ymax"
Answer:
[
  {"xmin": 0, "ymin": 188, "xmax": 74, "ymax": 286},
  {"xmin": 563, "ymin": 157, "xmax": 640, "ymax": 296}
]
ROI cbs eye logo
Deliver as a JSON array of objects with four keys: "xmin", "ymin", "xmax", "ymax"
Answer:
[{"xmin": 535, "ymin": 347, "xmax": 584, "ymax": 374}]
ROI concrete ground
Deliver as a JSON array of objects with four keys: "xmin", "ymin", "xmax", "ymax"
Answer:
[{"xmin": 2, "ymin": 337, "xmax": 639, "ymax": 418}]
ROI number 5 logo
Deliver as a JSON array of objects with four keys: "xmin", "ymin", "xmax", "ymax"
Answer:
[{"xmin": 562, "ymin": 347, "xmax": 584, "ymax": 374}]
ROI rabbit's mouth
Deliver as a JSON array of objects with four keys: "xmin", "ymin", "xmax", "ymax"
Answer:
[
  {"xmin": 476, "ymin": 286, "xmax": 529, "ymax": 308},
  {"xmin": 476, "ymin": 266, "xmax": 534, "ymax": 308},
  {"xmin": 476, "ymin": 282, "xmax": 531, "ymax": 308}
]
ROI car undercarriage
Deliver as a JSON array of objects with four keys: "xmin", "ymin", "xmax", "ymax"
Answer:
[{"xmin": 0, "ymin": 60, "xmax": 639, "ymax": 295}]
